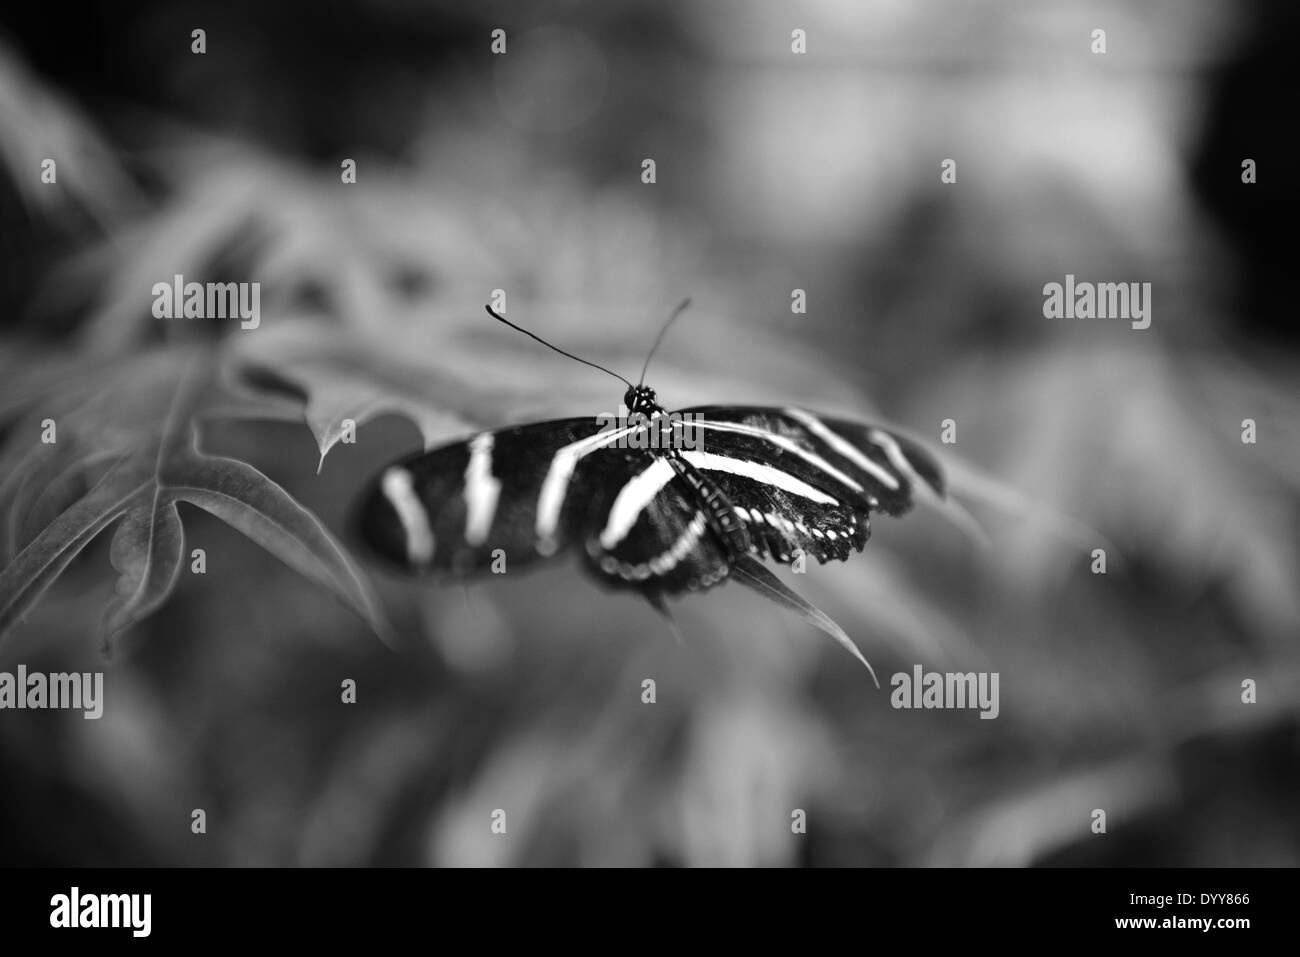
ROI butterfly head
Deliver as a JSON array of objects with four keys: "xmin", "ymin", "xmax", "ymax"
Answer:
[{"xmin": 624, "ymin": 385, "xmax": 662, "ymax": 417}]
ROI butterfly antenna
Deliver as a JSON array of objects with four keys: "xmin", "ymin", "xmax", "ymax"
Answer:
[
  {"xmin": 485, "ymin": 305, "xmax": 633, "ymax": 388},
  {"xmin": 638, "ymin": 297, "xmax": 692, "ymax": 387}
]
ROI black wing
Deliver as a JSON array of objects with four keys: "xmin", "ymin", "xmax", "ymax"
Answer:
[
  {"xmin": 671, "ymin": 405, "xmax": 944, "ymax": 567},
  {"xmin": 354, "ymin": 405, "xmax": 944, "ymax": 594},
  {"xmin": 354, "ymin": 416, "xmax": 651, "ymax": 575},
  {"xmin": 577, "ymin": 456, "xmax": 734, "ymax": 594},
  {"xmin": 574, "ymin": 404, "xmax": 944, "ymax": 588},
  {"xmin": 354, "ymin": 414, "xmax": 741, "ymax": 594}
]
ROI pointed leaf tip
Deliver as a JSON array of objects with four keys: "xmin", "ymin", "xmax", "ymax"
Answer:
[{"xmin": 730, "ymin": 556, "xmax": 880, "ymax": 688}]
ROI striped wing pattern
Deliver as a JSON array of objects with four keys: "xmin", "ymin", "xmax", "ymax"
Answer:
[
  {"xmin": 355, "ymin": 406, "xmax": 942, "ymax": 595},
  {"xmin": 676, "ymin": 406, "xmax": 942, "ymax": 568},
  {"xmin": 354, "ymin": 417, "xmax": 613, "ymax": 576},
  {"xmin": 581, "ymin": 461, "xmax": 734, "ymax": 593}
]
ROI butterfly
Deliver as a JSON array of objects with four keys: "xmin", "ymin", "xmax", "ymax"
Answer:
[{"xmin": 353, "ymin": 301, "xmax": 945, "ymax": 681}]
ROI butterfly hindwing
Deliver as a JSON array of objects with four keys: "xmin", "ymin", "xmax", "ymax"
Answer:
[
  {"xmin": 579, "ymin": 459, "xmax": 733, "ymax": 593},
  {"xmin": 693, "ymin": 465, "xmax": 869, "ymax": 566}
]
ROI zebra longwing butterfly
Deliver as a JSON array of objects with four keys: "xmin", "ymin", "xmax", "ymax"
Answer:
[{"xmin": 353, "ymin": 303, "xmax": 945, "ymax": 677}]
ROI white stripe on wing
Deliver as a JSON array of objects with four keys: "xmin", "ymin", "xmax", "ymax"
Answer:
[
  {"xmin": 695, "ymin": 417, "xmax": 871, "ymax": 493},
  {"xmin": 535, "ymin": 423, "xmax": 641, "ymax": 554},
  {"xmin": 381, "ymin": 467, "xmax": 436, "ymax": 565},
  {"xmin": 782, "ymin": 408, "xmax": 901, "ymax": 491},
  {"xmin": 463, "ymin": 432, "xmax": 502, "ymax": 546},
  {"xmin": 866, "ymin": 428, "xmax": 928, "ymax": 492},
  {"xmin": 598, "ymin": 450, "xmax": 839, "ymax": 550}
]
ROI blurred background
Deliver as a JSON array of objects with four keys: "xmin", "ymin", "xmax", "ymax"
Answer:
[{"xmin": 0, "ymin": 0, "xmax": 1297, "ymax": 866}]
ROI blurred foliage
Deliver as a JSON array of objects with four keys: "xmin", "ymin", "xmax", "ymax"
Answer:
[
  {"xmin": 0, "ymin": 349, "xmax": 383, "ymax": 643},
  {"xmin": 1, "ymin": 1, "xmax": 1297, "ymax": 867}
]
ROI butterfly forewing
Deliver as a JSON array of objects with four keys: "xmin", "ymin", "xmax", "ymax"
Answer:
[
  {"xmin": 357, "ymin": 416, "xmax": 638, "ymax": 575},
  {"xmin": 684, "ymin": 406, "xmax": 943, "ymax": 513}
]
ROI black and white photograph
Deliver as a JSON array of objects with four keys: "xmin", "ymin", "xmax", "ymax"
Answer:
[{"xmin": 0, "ymin": 0, "xmax": 1293, "ymax": 936}]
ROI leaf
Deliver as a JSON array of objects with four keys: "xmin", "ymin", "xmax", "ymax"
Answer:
[
  {"xmin": 0, "ymin": 350, "xmax": 387, "ymax": 648},
  {"xmin": 15, "ymin": 448, "xmax": 121, "ymax": 556},
  {"xmin": 0, "ymin": 456, "xmax": 144, "ymax": 640},
  {"xmin": 163, "ymin": 452, "xmax": 385, "ymax": 639},
  {"xmin": 64, "ymin": 149, "xmax": 505, "ymax": 355},
  {"xmin": 812, "ymin": 558, "xmax": 984, "ymax": 669},
  {"xmin": 729, "ymin": 555, "xmax": 879, "ymax": 687},
  {"xmin": 0, "ymin": 353, "xmax": 185, "ymax": 561},
  {"xmin": 103, "ymin": 483, "xmax": 185, "ymax": 638},
  {"xmin": 0, "ymin": 38, "xmax": 140, "ymax": 225},
  {"xmin": 224, "ymin": 321, "xmax": 518, "ymax": 470}
]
